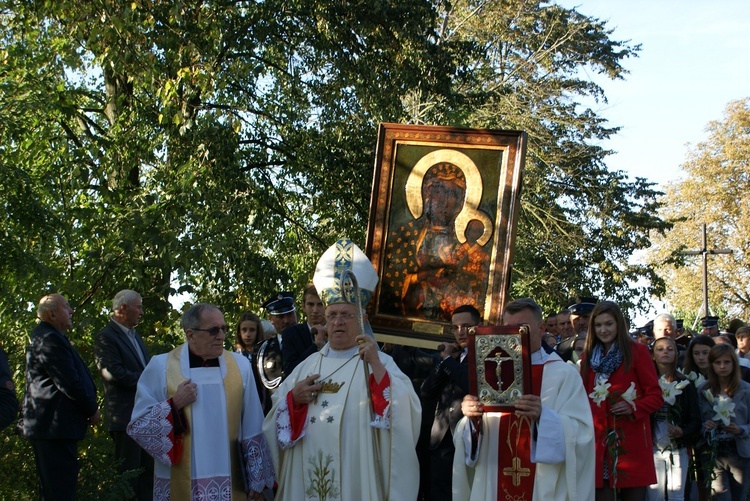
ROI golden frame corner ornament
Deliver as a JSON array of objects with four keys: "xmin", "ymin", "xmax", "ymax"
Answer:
[
  {"xmin": 469, "ymin": 324, "xmax": 532, "ymax": 411},
  {"xmin": 365, "ymin": 123, "xmax": 526, "ymax": 348}
]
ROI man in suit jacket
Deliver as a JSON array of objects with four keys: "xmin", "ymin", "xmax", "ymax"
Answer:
[
  {"xmin": 418, "ymin": 304, "xmax": 479, "ymax": 500},
  {"xmin": 0, "ymin": 345, "xmax": 18, "ymax": 431},
  {"xmin": 21, "ymin": 293, "xmax": 100, "ymax": 501},
  {"xmin": 94, "ymin": 290, "xmax": 153, "ymax": 500},
  {"xmin": 281, "ymin": 283, "xmax": 328, "ymax": 375}
]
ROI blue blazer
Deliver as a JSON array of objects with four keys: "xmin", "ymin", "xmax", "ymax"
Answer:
[{"xmin": 21, "ymin": 321, "xmax": 98, "ymax": 440}]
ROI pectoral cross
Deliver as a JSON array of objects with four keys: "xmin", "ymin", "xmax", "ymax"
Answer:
[{"xmin": 489, "ymin": 351, "xmax": 514, "ymax": 390}]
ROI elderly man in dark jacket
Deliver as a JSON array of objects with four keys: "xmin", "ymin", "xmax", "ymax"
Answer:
[
  {"xmin": 94, "ymin": 289, "xmax": 153, "ymax": 500},
  {"xmin": 21, "ymin": 293, "xmax": 99, "ymax": 501}
]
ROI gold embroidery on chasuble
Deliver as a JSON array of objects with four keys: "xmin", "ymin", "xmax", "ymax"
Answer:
[
  {"xmin": 496, "ymin": 363, "xmax": 544, "ymax": 500},
  {"xmin": 302, "ymin": 354, "xmax": 362, "ymax": 500},
  {"xmin": 497, "ymin": 413, "xmax": 535, "ymax": 501}
]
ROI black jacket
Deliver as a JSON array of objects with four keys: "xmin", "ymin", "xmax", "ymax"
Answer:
[
  {"xmin": 420, "ymin": 354, "xmax": 469, "ymax": 449},
  {"xmin": 650, "ymin": 371, "xmax": 702, "ymax": 450},
  {"xmin": 21, "ymin": 322, "xmax": 97, "ymax": 440},
  {"xmin": 0, "ymin": 346, "xmax": 18, "ymax": 431},
  {"xmin": 281, "ymin": 323, "xmax": 316, "ymax": 376}
]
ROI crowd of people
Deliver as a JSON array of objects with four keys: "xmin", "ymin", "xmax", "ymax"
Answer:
[{"xmin": 4, "ymin": 242, "xmax": 750, "ymax": 500}]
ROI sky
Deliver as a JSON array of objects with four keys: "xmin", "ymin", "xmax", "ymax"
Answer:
[
  {"xmin": 557, "ymin": 0, "xmax": 750, "ymax": 188},
  {"xmin": 554, "ymin": 1, "xmax": 750, "ymax": 324}
]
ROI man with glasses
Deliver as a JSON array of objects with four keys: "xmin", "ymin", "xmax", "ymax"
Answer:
[
  {"xmin": 419, "ymin": 304, "xmax": 480, "ymax": 500},
  {"xmin": 263, "ymin": 239, "xmax": 421, "ymax": 500},
  {"xmin": 128, "ymin": 303, "xmax": 275, "ymax": 500}
]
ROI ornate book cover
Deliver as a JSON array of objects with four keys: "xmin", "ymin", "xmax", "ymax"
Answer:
[{"xmin": 468, "ymin": 324, "xmax": 531, "ymax": 411}]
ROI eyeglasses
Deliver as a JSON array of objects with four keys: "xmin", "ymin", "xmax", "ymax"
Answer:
[
  {"xmin": 450, "ymin": 324, "xmax": 477, "ymax": 334},
  {"xmin": 325, "ymin": 313, "xmax": 356, "ymax": 322},
  {"xmin": 191, "ymin": 325, "xmax": 229, "ymax": 336}
]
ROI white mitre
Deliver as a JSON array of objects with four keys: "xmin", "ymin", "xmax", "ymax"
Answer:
[{"xmin": 313, "ymin": 238, "xmax": 378, "ymax": 308}]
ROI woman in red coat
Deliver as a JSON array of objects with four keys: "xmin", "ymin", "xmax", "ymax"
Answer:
[{"xmin": 582, "ymin": 301, "xmax": 664, "ymax": 501}]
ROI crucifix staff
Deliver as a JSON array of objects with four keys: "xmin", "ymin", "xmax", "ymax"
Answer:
[
  {"xmin": 340, "ymin": 268, "xmax": 384, "ymax": 492},
  {"xmin": 680, "ymin": 223, "xmax": 732, "ymax": 321}
]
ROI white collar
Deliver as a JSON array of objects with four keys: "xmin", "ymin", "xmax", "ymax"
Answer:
[
  {"xmin": 112, "ymin": 319, "xmax": 131, "ymax": 335},
  {"xmin": 324, "ymin": 345, "xmax": 359, "ymax": 359},
  {"xmin": 531, "ymin": 348, "xmax": 551, "ymax": 365}
]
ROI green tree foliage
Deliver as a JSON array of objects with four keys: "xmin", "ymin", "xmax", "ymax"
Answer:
[
  {"xmin": 647, "ymin": 98, "xmax": 750, "ymax": 322},
  {"xmin": 0, "ymin": 0, "xmax": 455, "ymax": 331},
  {"xmin": 0, "ymin": 0, "xmax": 669, "ymax": 495},
  {"xmin": 402, "ymin": 0, "xmax": 670, "ymax": 314},
  {"xmin": 1, "ymin": 1, "xmax": 455, "ymax": 496}
]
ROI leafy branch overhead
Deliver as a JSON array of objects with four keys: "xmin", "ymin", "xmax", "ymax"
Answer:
[{"xmin": 0, "ymin": 0, "xmax": 665, "ymax": 344}]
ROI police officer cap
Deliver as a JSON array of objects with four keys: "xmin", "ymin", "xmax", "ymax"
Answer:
[
  {"xmin": 700, "ymin": 316, "xmax": 719, "ymax": 328},
  {"xmin": 261, "ymin": 292, "xmax": 296, "ymax": 315},
  {"xmin": 568, "ymin": 296, "xmax": 597, "ymax": 315},
  {"xmin": 637, "ymin": 325, "xmax": 654, "ymax": 338}
]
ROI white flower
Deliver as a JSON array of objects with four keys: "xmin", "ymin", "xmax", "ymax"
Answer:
[
  {"xmin": 712, "ymin": 395, "xmax": 736, "ymax": 427},
  {"xmin": 703, "ymin": 389, "xmax": 715, "ymax": 405},
  {"xmin": 684, "ymin": 370, "xmax": 707, "ymax": 389},
  {"xmin": 621, "ymin": 382, "xmax": 638, "ymax": 411},
  {"xmin": 589, "ymin": 377, "xmax": 611, "ymax": 407},
  {"xmin": 658, "ymin": 376, "xmax": 690, "ymax": 406}
]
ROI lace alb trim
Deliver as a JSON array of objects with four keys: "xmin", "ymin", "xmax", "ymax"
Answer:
[
  {"xmin": 241, "ymin": 433, "xmax": 276, "ymax": 492},
  {"xmin": 276, "ymin": 396, "xmax": 306, "ymax": 449},
  {"xmin": 127, "ymin": 400, "xmax": 174, "ymax": 465},
  {"xmin": 370, "ymin": 386, "xmax": 391, "ymax": 429}
]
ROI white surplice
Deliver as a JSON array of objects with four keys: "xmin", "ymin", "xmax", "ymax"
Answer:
[
  {"xmin": 128, "ymin": 344, "xmax": 274, "ymax": 501},
  {"xmin": 453, "ymin": 350, "xmax": 595, "ymax": 501}
]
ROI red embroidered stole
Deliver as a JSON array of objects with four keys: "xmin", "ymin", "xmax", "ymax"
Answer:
[{"xmin": 496, "ymin": 364, "xmax": 544, "ymax": 500}]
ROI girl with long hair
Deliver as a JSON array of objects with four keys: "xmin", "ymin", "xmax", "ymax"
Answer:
[
  {"xmin": 581, "ymin": 301, "xmax": 663, "ymax": 501},
  {"xmin": 647, "ymin": 337, "xmax": 701, "ymax": 500},
  {"xmin": 235, "ymin": 312, "xmax": 263, "ymax": 358},
  {"xmin": 681, "ymin": 334, "xmax": 716, "ymax": 501},
  {"xmin": 235, "ymin": 312, "xmax": 272, "ymax": 414},
  {"xmin": 697, "ymin": 343, "xmax": 750, "ymax": 500},
  {"xmin": 683, "ymin": 335, "xmax": 716, "ymax": 380}
]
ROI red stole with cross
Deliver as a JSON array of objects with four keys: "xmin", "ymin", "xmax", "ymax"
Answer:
[{"xmin": 496, "ymin": 364, "xmax": 544, "ymax": 500}]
